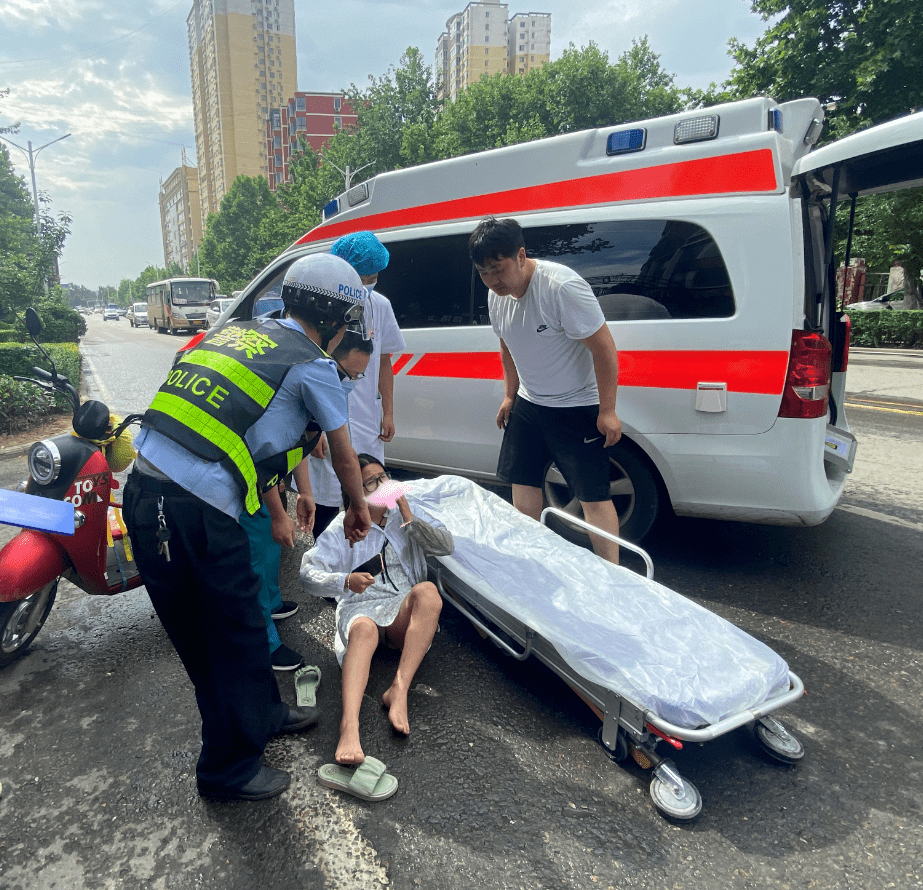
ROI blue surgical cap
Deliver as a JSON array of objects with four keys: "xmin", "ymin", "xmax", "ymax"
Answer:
[{"xmin": 331, "ymin": 231, "xmax": 390, "ymax": 277}]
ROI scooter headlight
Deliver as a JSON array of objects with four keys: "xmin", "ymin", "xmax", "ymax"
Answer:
[{"xmin": 28, "ymin": 439, "xmax": 62, "ymax": 485}]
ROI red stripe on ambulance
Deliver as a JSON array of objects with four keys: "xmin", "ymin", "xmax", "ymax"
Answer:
[
  {"xmin": 402, "ymin": 350, "xmax": 790, "ymax": 395},
  {"xmin": 297, "ymin": 149, "xmax": 778, "ymax": 245}
]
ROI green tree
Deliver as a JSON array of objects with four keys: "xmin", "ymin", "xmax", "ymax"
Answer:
[
  {"xmin": 197, "ymin": 175, "xmax": 276, "ymax": 292},
  {"xmin": 433, "ymin": 40, "xmax": 683, "ymax": 158},
  {"xmin": 726, "ymin": 0, "xmax": 923, "ymax": 134}
]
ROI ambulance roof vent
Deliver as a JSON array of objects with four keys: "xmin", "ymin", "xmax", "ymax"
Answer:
[
  {"xmin": 674, "ymin": 114, "xmax": 720, "ymax": 144},
  {"xmin": 606, "ymin": 128, "xmax": 646, "ymax": 156}
]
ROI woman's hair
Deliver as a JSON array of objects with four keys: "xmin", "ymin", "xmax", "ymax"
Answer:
[{"xmin": 342, "ymin": 452, "xmax": 385, "ymax": 510}]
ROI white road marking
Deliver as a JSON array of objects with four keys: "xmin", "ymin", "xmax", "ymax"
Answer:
[{"xmin": 836, "ymin": 503, "xmax": 923, "ymax": 533}]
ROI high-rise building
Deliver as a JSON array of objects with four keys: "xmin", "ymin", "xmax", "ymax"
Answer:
[
  {"xmin": 507, "ymin": 12, "xmax": 551, "ymax": 77},
  {"xmin": 265, "ymin": 92, "xmax": 358, "ymax": 190},
  {"xmin": 435, "ymin": 3, "xmax": 550, "ymax": 102},
  {"xmin": 159, "ymin": 158, "xmax": 204, "ymax": 272},
  {"xmin": 187, "ymin": 0, "xmax": 297, "ymax": 221}
]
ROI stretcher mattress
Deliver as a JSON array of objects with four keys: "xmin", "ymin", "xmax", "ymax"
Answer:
[{"xmin": 407, "ymin": 475, "xmax": 791, "ymax": 729}]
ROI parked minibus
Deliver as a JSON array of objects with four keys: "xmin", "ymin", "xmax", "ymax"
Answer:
[
  {"xmin": 217, "ymin": 96, "xmax": 923, "ymax": 540},
  {"xmin": 147, "ymin": 277, "xmax": 216, "ymax": 334}
]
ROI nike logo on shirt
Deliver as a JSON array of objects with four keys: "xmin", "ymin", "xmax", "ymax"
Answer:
[
  {"xmin": 536, "ymin": 324, "xmax": 548, "ymax": 333},
  {"xmin": 584, "ymin": 436, "xmax": 602, "ymax": 444}
]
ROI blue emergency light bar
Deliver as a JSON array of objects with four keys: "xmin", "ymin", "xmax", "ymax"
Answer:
[
  {"xmin": 607, "ymin": 128, "xmax": 646, "ymax": 156},
  {"xmin": 768, "ymin": 108, "xmax": 783, "ymax": 133},
  {"xmin": 323, "ymin": 198, "xmax": 340, "ymax": 220}
]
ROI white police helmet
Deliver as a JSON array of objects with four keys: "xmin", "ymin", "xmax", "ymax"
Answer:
[{"xmin": 281, "ymin": 253, "xmax": 369, "ymax": 339}]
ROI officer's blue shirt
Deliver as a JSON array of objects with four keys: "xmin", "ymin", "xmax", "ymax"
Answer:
[{"xmin": 135, "ymin": 318, "xmax": 348, "ymax": 518}]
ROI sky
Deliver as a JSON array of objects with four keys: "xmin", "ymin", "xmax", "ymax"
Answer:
[{"xmin": 0, "ymin": 0, "xmax": 770, "ymax": 291}]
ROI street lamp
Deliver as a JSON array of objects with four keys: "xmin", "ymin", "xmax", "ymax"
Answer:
[
  {"xmin": 320, "ymin": 155, "xmax": 373, "ymax": 191},
  {"xmin": 0, "ymin": 132, "xmax": 72, "ymax": 237}
]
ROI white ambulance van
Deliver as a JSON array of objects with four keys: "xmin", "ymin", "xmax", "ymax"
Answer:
[{"xmin": 223, "ymin": 96, "xmax": 923, "ymax": 540}]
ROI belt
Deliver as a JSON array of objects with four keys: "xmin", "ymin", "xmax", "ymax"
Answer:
[{"xmin": 129, "ymin": 469, "xmax": 192, "ymax": 497}]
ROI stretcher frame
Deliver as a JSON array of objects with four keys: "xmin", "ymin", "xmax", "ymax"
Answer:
[{"xmin": 428, "ymin": 507, "xmax": 805, "ymax": 821}]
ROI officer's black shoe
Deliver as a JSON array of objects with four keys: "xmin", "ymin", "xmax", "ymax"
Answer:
[
  {"xmin": 271, "ymin": 644, "xmax": 305, "ymax": 671},
  {"xmin": 276, "ymin": 704, "xmax": 319, "ymax": 735},
  {"xmin": 271, "ymin": 600, "xmax": 299, "ymax": 620},
  {"xmin": 198, "ymin": 765, "xmax": 291, "ymax": 801}
]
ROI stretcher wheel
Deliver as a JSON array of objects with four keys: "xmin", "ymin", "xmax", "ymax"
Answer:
[
  {"xmin": 754, "ymin": 718, "xmax": 804, "ymax": 764},
  {"xmin": 649, "ymin": 774, "xmax": 702, "ymax": 822}
]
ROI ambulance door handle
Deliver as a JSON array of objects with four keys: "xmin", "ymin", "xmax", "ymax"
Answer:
[{"xmin": 695, "ymin": 382, "xmax": 727, "ymax": 413}]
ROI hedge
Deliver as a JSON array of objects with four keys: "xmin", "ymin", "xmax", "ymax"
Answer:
[
  {"xmin": 0, "ymin": 343, "xmax": 82, "ymax": 433},
  {"xmin": 846, "ymin": 309, "xmax": 923, "ymax": 348},
  {"xmin": 0, "ymin": 342, "xmax": 81, "ymax": 382}
]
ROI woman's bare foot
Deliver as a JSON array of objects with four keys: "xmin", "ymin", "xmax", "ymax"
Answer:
[
  {"xmin": 335, "ymin": 722, "xmax": 365, "ymax": 765},
  {"xmin": 382, "ymin": 684, "xmax": 410, "ymax": 735}
]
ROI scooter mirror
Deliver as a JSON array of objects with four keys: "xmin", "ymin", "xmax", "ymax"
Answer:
[{"xmin": 25, "ymin": 307, "xmax": 43, "ymax": 339}]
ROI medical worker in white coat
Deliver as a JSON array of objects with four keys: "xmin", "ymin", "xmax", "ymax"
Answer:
[{"xmin": 309, "ymin": 232, "xmax": 406, "ymax": 535}]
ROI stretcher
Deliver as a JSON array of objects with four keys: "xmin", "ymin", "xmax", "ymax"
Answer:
[{"xmin": 407, "ymin": 475, "xmax": 805, "ymax": 821}]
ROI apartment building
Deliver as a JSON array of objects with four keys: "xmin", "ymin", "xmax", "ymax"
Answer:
[
  {"xmin": 159, "ymin": 161, "xmax": 204, "ymax": 272},
  {"xmin": 265, "ymin": 92, "xmax": 357, "ymax": 190},
  {"xmin": 187, "ymin": 0, "xmax": 297, "ymax": 220},
  {"xmin": 436, "ymin": 2, "xmax": 551, "ymax": 101},
  {"xmin": 507, "ymin": 12, "xmax": 551, "ymax": 76}
]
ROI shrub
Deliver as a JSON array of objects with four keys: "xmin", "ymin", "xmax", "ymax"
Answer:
[
  {"xmin": 0, "ymin": 342, "xmax": 80, "ymax": 382},
  {"xmin": 12, "ymin": 293, "xmax": 86, "ymax": 343},
  {"xmin": 846, "ymin": 310, "xmax": 923, "ymax": 348},
  {"xmin": 0, "ymin": 375, "xmax": 71, "ymax": 433}
]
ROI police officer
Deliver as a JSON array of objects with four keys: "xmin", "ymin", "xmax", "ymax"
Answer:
[{"xmin": 123, "ymin": 254, "xmax": 372, "ymax": 801}]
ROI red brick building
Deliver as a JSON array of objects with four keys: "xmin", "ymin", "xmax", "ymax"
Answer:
[{"xmin": 266, "ymin": 91, "xmax": 358, "ymax": 190}]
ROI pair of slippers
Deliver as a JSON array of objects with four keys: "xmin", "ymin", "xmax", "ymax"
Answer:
[{"xmin": 293, "ymin": 665, "xmax": 398, "ymax": 801}]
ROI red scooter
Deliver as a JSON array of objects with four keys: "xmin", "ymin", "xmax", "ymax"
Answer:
[{"xmin": 0, "ymin": 308, "xmax": 143, "ymax": 667}]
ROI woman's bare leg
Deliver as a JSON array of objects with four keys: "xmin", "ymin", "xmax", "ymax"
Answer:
[
  {"xmin": 382, "ymin": 582, "xmax": 443, "ymax": 734},
  {"xmin": 336, "ymin": 617, "xmax": 379, "ymax": 765}
]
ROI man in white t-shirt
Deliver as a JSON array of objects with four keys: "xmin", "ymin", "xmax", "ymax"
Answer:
[
  {"xmin": 469, "ymin": 217, "xmax": 623, "ymax": 563},
  {"xmin": 309, "ymin": 232, "xmax": 407, "ymax": 535}
]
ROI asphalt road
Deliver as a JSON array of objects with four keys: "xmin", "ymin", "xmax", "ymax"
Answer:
[{"xmin": 1, "ymin": 318, "xmax": 921, "ymax": 890}]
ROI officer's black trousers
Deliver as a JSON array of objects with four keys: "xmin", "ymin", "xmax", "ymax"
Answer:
[{"xmin": 123, "ymin": 472, "xmax": 287, "ymax": 791}]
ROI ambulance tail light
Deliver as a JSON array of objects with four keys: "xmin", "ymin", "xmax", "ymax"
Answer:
[{"xmin": 778, "ymin": 330, "xmax": 831, "ymax": 419}]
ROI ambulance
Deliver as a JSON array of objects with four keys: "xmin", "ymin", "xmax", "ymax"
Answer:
[{"xmin": 221, "ymin": 95, "xmax": 923, "ymax": 540}]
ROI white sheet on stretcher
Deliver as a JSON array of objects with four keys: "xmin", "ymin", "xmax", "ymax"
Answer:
[{"xmin": 407, "ymin": 475, "xmax": 791, "ymax": 730}]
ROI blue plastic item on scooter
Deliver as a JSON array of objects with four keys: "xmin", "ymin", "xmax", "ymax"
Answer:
[{"xmin": 0, "ymin": 489, "xmax": 76, "ymax": 536}]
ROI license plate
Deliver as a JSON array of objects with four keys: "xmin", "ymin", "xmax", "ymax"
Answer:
[{"xmin": 824, "ymin": 425, "xmax": 857, "ymax": 472}]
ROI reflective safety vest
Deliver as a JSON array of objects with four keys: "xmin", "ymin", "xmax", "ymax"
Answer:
[{"xmin": 143, "ymin": 319, "xmax": 328, "ymax": 515}]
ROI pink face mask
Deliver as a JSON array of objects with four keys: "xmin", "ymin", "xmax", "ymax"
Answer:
[{"xmin": 366, "ymin": 479, "xmax": 409, "ymax": 509}]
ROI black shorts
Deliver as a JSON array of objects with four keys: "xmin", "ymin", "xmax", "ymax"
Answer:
[{"xmin": 497, "ymin": 396, "xmax": 612, "ymax": 503}]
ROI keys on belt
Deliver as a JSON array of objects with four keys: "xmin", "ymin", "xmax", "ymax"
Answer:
[{"xmin": 156, "ymin": 496, "xmax": 172, "ymax": 562}]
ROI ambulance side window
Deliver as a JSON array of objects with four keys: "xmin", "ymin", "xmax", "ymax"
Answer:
[
  {"xmin": 377, "ymin": 234, "xmax": 481, "ymax": 328},
  {"xmin": 524, "ymin": 220, "xmax": 735, "ymax": 320}
]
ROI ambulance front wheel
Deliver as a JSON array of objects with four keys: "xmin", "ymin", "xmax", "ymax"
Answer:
[{"xmin": 543, "ymin": 442, "xmax": 661, "ymax": 543}]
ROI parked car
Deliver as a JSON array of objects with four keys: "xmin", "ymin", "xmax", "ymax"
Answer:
[
  {"xmin": 205, "ymin": 297, "xmax": 234, "ymax": 329},
  {"xmin": 103, "ymin": 304, "xmax": 121, "ymax": 321},
  {"xmin": 849, "ymin": 290, "xmax": 905, "ymax": 311},
  {"xmin": 127, "ymin": 302, "xmax": 149, "ymax": 327}
]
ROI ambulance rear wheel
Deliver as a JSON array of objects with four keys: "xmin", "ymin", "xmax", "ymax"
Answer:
[
  {"xmin": 650, "ymin": 774, "xmax": 702, "ymax": 822},
  {"xmin": 0, "ymin": 580, "xmax": 58, "ymax": 668},
  {"xmin": 543, "ymin": 442, "xmax": 661, "ymax": 544}
]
